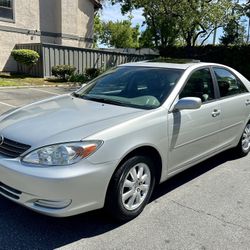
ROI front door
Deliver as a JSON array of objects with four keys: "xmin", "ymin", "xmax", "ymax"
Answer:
[{"xmin": 167, "ymin": 68, "xmax": 221, "ymax": 173}]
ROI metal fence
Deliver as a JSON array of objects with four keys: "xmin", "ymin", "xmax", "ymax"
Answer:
[{"xmin": 15, "ymin": 43, "xmax": 152, "ymax": 77}]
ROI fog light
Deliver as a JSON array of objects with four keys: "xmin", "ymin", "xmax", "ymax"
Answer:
[{"xmin": 34, "ymin": 199, "xmax": 71, "ymax": 209}]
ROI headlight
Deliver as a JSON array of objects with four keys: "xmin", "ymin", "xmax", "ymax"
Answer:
[{"xmin": 21, "ymin": 141, "xmax": 103, "ymax": 166}]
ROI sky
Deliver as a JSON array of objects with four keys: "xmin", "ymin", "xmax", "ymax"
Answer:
[{"xmin": 100, "ymin": 3, "xmax": 145, "ymax": 30}]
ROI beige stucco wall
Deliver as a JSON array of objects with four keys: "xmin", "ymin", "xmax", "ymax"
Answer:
[
  {"xmin": 60, "ymin": 0, "xmax": 94, "ymax": 48},
  {"xmin": 0, "ymin": 30, "xmax": 40, "ymax": 72},
  {"xmin": 78, "ymin": 0, "xmax": 94, "ymax": 45},
  {"xmin": 0, "ymin": 0, "xmax": 95, "ymax": 71},
  {"xmin": 0, "ymin": 0, "xmax": 40, "ymax": 71},
  {"xmin": 0, "ymin": 0, "xmax": 40, "ymax": 30}
]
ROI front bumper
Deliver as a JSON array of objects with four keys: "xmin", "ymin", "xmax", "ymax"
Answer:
[{"xmin": 0, "ymin": 156, "xmax": 117, "ymax": 217}]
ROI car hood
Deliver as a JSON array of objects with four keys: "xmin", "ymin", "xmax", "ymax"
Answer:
[{"xmin": 0, "ymin": 94, "xmax": 146, "ymax": 147}]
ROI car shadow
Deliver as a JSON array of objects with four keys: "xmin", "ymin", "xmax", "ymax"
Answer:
[
  {"xmin": 151, "ymin": 148, "xmax": 239, "ymax": 201},
  {"xmin": 0, "ymin": 149, "xmax": 240, "ymax": 249}
]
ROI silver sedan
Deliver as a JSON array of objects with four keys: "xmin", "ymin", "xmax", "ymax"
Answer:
[{"xmin": 0, "ymin": 61, "xmax": 250, "ymax": 221}]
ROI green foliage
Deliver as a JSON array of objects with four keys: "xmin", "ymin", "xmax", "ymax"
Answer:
[
  {"xmin": 94, "ymin": 14, "xmax": 103, "ymax": 48},
  {"xmin": 159, "ymin": 45, "xmax": 250, "ymax": 80},
  {"xmin": 175, "ymin": 0, "xmax": 235, "ymax": 47},
  {"xmin": 85, "ymin": 68, "xmax": 102, "ymax": 80},
  {"xmin": 52, "ymin": 65, "xmax": 76, "ymax": 80},
  {"xmin": 11, "ymin": 49, "xmax": 40, "ymax": 66},
  {"xmin": 111, "ymin": 0, "xmax": 238, "ymax": 48},
  {"xmin": 68, "ymin": 73, "xmax": 88, "ymax": 83},
  {"xmin": 67, "ymin": 68, "xmax": 102, "ymax": 83},
  {"xmin": 94, "ymin": 16, "xmax": 140, "ymax": 48},
  {"xmin": 220, "ymin": 19, "xmax": 245, "ymax": 46},
  {"xmin": 139, "ymin": 29, "xmax": 155, "ymax": 48}
]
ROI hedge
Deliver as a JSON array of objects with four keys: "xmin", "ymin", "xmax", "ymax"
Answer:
[
  {"xmin": 11, "ymin": 49, "xmax": 40, "ymax": 66},
  {"xmin": 159, "ymin": 45, "xmax": 250, "ymax": 80}
]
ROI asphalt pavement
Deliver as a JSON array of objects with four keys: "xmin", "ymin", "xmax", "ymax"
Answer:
[
  {"xmin": 0, "ymin": 86, "xmax": 76, "ymax": 114},
  {"xmin": 0, "ymin": 87, "xmax": 250, "ymax": 250}
]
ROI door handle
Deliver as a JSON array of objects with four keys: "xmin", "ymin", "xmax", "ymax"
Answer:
[
  {"xmin": 212, "ymin": 109, "xmax": 221, "ymax": 117},
  {"xmin": 245, "ymin": 100, "xmax": 250, "ymax": 106}
]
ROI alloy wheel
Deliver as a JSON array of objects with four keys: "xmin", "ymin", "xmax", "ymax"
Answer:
[
  {"xmin": 241, "ymin": 124, "xmax": 250, "ymax": 153},
  {"xmin": 121, "ymin": 163, "xmax": 151, "ymax": 211}
]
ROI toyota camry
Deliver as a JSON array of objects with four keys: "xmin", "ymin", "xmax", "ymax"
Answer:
[{"xmin": 0, "ymin": 61, "xmax": 250, "ymax": 221}]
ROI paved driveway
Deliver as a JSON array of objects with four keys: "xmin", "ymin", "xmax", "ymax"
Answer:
[{"xmin": 0, "ymin": 87, "xmax": 250, "ymax": 250}]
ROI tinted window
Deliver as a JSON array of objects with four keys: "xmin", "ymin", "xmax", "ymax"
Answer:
[
  {"xmin": 180, "ymin": 68, "xmax": 215, "ymax": 103},
  {"xmin": 214, "ymin": 68, "xmax": 248, "ymax": 98},
  {"xmin": 75, "ymin": 67, "xmax": 183, "ymax": 109},
  {"xmin": 0, "ymin": 0, "xmax": 13, "ymax": 20}
]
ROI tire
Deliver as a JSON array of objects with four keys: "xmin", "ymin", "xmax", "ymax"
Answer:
[
  {"xmin": 235, "ymin": 123, "xmax": 250, "ymax": 157},
  {"xmin": 105, "ymin": 155, "xmax": 156, "ymax": 222}
]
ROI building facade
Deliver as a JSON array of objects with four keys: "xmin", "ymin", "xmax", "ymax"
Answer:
[{"xmin": 0, "ymin": 0, "xmax": 100, "ymax": 71}]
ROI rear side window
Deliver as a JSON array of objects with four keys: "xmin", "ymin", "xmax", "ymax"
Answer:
[
  {"xmin": 180, "ymin": 68, "xmax": 215, "ymax": 103},
  {"xmin": 213, "ymin": 68, "xmax": 248, "ymax": 98}
]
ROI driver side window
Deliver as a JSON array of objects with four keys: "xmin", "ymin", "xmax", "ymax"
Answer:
[{"xmin": 180, "ymin": 68, "xmax": 215, "ymax": 103}]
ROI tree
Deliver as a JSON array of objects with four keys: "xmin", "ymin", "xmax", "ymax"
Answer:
[
  {"xmin": 141, "ymin": 1, "xmax": 180, "ymax": 48},
  {"xmin": 139, "ymin": 28, "xmax": 154, "ymax": 48},
  {"xmin": 93, "ymin": 14, "xmax": 104, "ymax": 48},
  {"xmin": 243, "ymin": 0, "xmax": 250, "ymax": 42},
  {"xmin": 94, "ymin": 16, "xmax": 140, "ymax": 48},
  {"xmin": 111, "ymin": 0, "xmax": 237, "ymax": 47},
  {"xmin": 220, "ymin": 19, "xmax": 245, "ymax": 45},
  {"xmin": 174, "ymin": 0, "xmax": 235, "ymax": 47},
  {"xmin": 244, "ymin": 0, "xmax": 250, "ymax": 15},
  {"xmin": 220, "ymin": 1, "xmax": 247, "ymax": 45},
  {"xmin": 113, "ymin": 0, "xmax": 181, "ymax": 48}
]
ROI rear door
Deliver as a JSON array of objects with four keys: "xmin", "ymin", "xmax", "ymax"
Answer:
[{"xmin": 212, "ymin": 67, "xmax": 250, "ymax": 147}]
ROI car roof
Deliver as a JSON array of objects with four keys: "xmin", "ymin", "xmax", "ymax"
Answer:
[{"xmin": 120, "ymin": 60, "xmax": 216, "ymax": 70}]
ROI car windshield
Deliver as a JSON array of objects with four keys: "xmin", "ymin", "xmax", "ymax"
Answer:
[{"xmin": 74, "ymin": 66, "xmax": 184, "ymax": 109}]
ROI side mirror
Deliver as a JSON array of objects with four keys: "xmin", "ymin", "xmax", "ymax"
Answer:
[{"xmin": 174, "ymin": 97, "xmax": 202, "ymax": 111}]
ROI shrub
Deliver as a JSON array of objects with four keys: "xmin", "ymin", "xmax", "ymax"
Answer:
[
  {"xmin": 11, "ymin": 49, "xmax": 40, "ymax": 66},
  {"xmin": 52, "ymin": 65, "xmax": 76, "ymax": 80},
  {"xmin": 85, "ymin": 68, "xmax": 101, "ymax": 80},
  {"xmin": 68, "ymin": 73, "xmax": 88, "ymax": 83}
]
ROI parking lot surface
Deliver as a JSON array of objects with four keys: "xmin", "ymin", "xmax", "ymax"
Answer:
[
  {"xmin": 0, "ymin": 87, "xmax": 250, "ymax": 250},
  {"xmin": 0, "ymin": 87, "xmax": 75, "ymax": 114}
]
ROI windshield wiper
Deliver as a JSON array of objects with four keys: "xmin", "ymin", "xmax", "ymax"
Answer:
[
  {"xmin": 72, "ymin": 92, "xmax": 81, "ymax": 98},
  {"xmin": 82, "ymin": 96, "xmax": 130, "ymax": 107}
]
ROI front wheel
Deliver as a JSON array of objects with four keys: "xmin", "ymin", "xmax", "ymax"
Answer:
[
  {"xmin": 235, "ymin": 123, "xmax": 250, "ymax": 157},
  {"xmin": 105, "ymin": 155, "xmax": 155, "ymax": 222}
]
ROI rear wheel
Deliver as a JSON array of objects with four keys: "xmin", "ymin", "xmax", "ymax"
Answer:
[
  {"xmin": 105, "ymin": 155, "xmax": 155, "ymax": 222},
  {"xmin": 235, "ymin": 123, "xmax": 250, "ymax": 157}
]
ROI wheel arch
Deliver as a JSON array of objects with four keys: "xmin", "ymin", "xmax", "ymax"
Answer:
[
  {"xmin": 235, "ymin": 118, "xmax": 250, "ymax": 146},
  {"xmin": 104, "ymin": 145, "xmax": 163, "ymax": 220},
  {"xmin": 109, "ymin": 145, "xmax": 163, "ymax": 188}
]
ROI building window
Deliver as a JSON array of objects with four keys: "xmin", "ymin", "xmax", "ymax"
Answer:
[{"xmin": 0, "ymin": 0, "xmax": 14, "ymax": 21}]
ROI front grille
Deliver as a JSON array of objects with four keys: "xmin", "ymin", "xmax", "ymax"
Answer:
[
  {"xmin": 0, "ymin": 137, "xmax": 31, "ymax": 158},
  {"xmin": 0, "ymin": 182, "xmax": 22, "ymax": 200}
]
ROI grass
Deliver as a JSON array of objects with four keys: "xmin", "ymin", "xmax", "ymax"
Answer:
[
  {"xmin": 0, "ymin": 80, "xmax": 22, "ymax": 87},
  {"xmin": 0, "ymin": 72, "xmax": 68, "ymax": 87}
]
